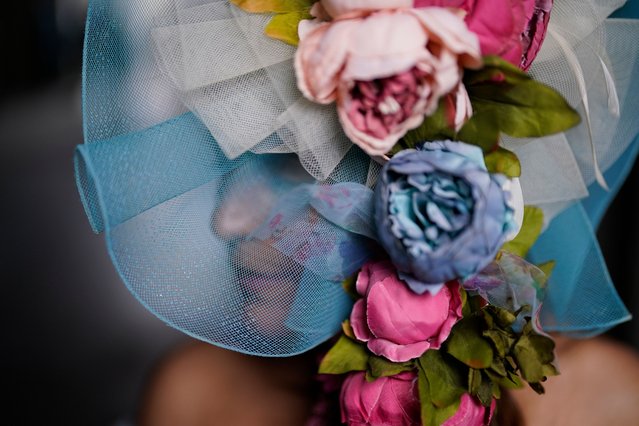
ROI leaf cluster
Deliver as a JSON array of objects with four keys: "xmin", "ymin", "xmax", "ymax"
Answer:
[
  {"xmin": 441, "ymin": 302, "xmax": 558, "ymax": 399},
  {"xmin": 318, "ymin": 330, "xmax": 414, "ymax": 381},
  {"xmin": 319, "ymin": 298, "xmax": 558, "ymax": 426},
  {"xmin": 400, "ymin": 56, "xmax": 581, "ymax": 153}
]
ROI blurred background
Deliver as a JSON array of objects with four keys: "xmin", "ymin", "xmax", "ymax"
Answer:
[{"xmin": 1, "ymin": 1, "xmax": 637, "ymax": 425}]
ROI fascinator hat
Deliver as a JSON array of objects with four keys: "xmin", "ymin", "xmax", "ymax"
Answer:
[{"xmin": 76, "ymin": 0, "xmax": 638, "ymax": 422}]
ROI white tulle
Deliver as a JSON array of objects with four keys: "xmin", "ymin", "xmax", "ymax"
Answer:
[
  {"xmin": 150, "ymin": 0, "xmax": 639, "ymax": 217},
  {"xmin": 150, "ymin": 0, "xmax": 353, "ymax": 179}
]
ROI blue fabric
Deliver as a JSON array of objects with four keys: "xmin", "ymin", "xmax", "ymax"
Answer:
[
  {"xmin": 76, "ymin": 0, "xmax": 638, "ymax": 356},
  {"xmin": 611, "ymin": 0, "xmax": 639, "ymax": 19},
  {"xmin": 526, "ymin": 0, "xmax": 639, "ymax": 336},
  {"xmin": 75, "ymin": 113, "xmax": 242, "ymax": 233},
  {"xmin": 530, "ymin": 202, "xmax": 632, "ymax": 336}
]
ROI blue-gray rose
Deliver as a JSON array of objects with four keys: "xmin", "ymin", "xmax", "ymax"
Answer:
[{"xmin": 375, "ymin": 141, "xmax": 516, "ymax": 294}]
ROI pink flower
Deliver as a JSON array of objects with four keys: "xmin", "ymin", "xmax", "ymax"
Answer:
[
  {"xmin": 350, "ymin": 260, "xmax": 463, "ymax": 362},
  {"xmin": 295, "ymin": 8, "xmax": 481, "ymax": 156},
  {"xmin": 340, "ymin": 371, "xmax": 421, "ymax": 426},
  {"xmin": 413, "ymin": 0, "xmax": 553, "ymax": 70},
  {"xmin": 443, "ymin": 83, "xmax": 473, "ymax": 131},
  {"xmin": 320, "ymin": 0, "xmax": 413, "ymax": 18},
  {"xmin": 442, "ymin": 394, "xmax": 496, "ymax": 426},
  {"xmin": 520, "ymin": 0, "xmax": 553, "ymax": 70}
]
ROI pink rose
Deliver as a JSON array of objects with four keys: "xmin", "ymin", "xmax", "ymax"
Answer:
[
  {"xmin": 413, "ymin": 0, "xmax": 553, "ymax": 69},
  {"xmin": 350, "ymin": 260, "xmax": 463, "ymax": 362},
  {"xmin": 442, "ymin": 393, "xmax": 496, "ymax": 426},
  {"xmin": 295, "ymin": 8, "xmax": 481, "ymax": 156},
  {"xmin": 340, "ymin": 371, "xmax": 421, "ymax": 426}
]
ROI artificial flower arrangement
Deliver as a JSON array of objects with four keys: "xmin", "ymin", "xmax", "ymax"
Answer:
[
  {"xmin": 228, "ymin": 0, "xmax": 569, "ymax": 423},
  {"xmin": 75, "ymin": 0, "xmax": 638, "ymax": 425}
]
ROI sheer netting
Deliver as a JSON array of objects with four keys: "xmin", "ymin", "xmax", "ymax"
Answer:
[{"xmin": 76, "ymin": 0, "xmax": 638, "ymax": 355}]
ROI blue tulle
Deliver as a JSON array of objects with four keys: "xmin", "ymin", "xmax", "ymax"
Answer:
[
  {"xmin": 530, "ymin": 135, "xmax": 639, "ymax": 337},
  {"xmin": 76, "ymin": 0, "xmax": 638, "ymax": 356},
  {"xmin": 528, "ymin": 0, "xmax": 639, "ymax": 334}
]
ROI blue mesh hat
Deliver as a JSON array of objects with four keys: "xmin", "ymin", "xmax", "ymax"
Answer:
[{"xmin": 75, "ymin": 0, "xmax": 639, "ymax": 358}]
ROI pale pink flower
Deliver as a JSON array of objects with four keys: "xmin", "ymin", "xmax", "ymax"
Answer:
[
  {"xmin": 295, "ymin": 7, "xmax": 481, "ymax": 156},
  {"xmin": 321, "ymin": 0, "xmax": 412, "ymax": 19}
]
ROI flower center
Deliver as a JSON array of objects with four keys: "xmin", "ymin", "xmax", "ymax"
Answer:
[
  {"xmin": 347, "ymin": 67, "xmax": 429, "ymax": 139},
  {"xmin": 389, "ymin": 172, "xmax": 475, "ymax": 253},
  {"xmin": 378, "ymin": 96, "xmax": 401, "ymax": 115}
]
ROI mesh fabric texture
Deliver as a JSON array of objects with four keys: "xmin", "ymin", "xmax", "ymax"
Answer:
[{"xmin": 76, "ymin": 0, "xmax": 638, "ymax": 355}]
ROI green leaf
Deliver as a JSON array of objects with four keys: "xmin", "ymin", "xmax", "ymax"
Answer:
[
  {"xmin": 464, "ymin": 56, "xmax": 530, "ymax": 86},
  {"xmin": 455, "ymin": 111, "xmax": 501, "ymax": 151},
  {"xmin": 418, "ymin": 368, "xmax": 463, "ymax": 426},
  {"xmin": 461, "ymin": 287, "xmax": 472, "ymax": 317},
  {"xmin": 419, "ymin": 350, "xmax": 467, "ymax": 408},
  {"xmin": 342, "ymin": 275, "xmax": 359, "ymax": 300},
  {"xmin": 512, "ymin": 332, "xmax": 558, "ymax": 383},
  {"xmin": 491, "ymin": 380, "xmax": 502, "ymax": 399},
  {"xmin": 464, "ymin": 80, "xmax": 581, "ymax": 140},
  {"xmin": 485, "ymin": 369, "xmax": 524, "ymax": 390},
  {"xmin": 468, "ymin": 368, "xmax": 482, "ymax": 395},
  {"xmin": 483, "ymin": 305, "xmax": 518, "ymax": 329},
  {"xmin": 318, "ymin": 335, "xmax": 368, "ymax": 375},
  {"xmin": 367, "ymin": 356, "xmax": 414, "ymax": 380},
  {"xmin": 484, "ymin": 147, "xmax": 521, "ymax": 177},
  {"xmin": 476, "ymin": 372, "xmax": 494, "ymax": 407},
  {"xmin": 445, "ymin": 317, "xmax": 494, "ymax": 369},
  {"xmin": 400, "ymin": 100, "xmax": 455, "ymax": 150},
  {"xmin": 467, "ymin": 295, "xmax": 486, "ymax": 313},
  {"xmin": 459, "ymin": 56, "xmax": 581, "ymax": 149},
  {"xmin": 342, "ymin": 320, "xmax": 355, "ymax": 339},
  {"xmin": 489, "ymin": 358, "xmax": 508, "ymax": 377},
  {"xmin": 483, "ymin": 329, "xmax": 515, "ymax": 359},
  {"xmin": 502, "ymin": 206, "xmax": 544, "ymax": 257},
  {"xmin": 231, "ymin": 0, "xmax": 313, "ymax": 13},
  {"xmin": 528, "ymin": 381, "xmax": 546, "ymax": 394},
  {"xmin": 264, "ymin": 11, "xmax": 311, "ymax": 46},
  {"xmin": 467, "ymin": 369, "xmax": 493, "ymax": 406}
]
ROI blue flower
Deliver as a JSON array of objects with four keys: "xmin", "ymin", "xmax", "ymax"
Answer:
[{"xmin": 375, "ymin": 141, "xmax": 515, "ymax": 294}]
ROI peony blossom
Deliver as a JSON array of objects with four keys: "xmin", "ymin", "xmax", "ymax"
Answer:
[
  {"xmin": 295, "ymin": 7, "xmax": 481, "ymax": 156},
  {"xmin": 375, "ymin": 141, "xmax": 518, "ymax": 292},
  {"xmin": 442, "ymin": 393, "xmax": 496, "ymax": 426},
  {"xmin": 350, "ymin": 260, "xmax": 463, "ymax": 362},
  {"xmin": 340, "ymin": 372, "xmax": 495, "ymax": 425},
  {"xmin": 340, "ymin": 371, "xmax": 421, "ymax": 425},
  {"xmin": 413, "ymin": 0, "xmax": 553, "ymax": 69}
]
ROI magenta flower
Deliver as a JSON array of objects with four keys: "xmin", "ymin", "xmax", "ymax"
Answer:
[
  {"xmin": 340, "ymin": 372, "xmax": 495, "ymax": 426},
  {"xmin": 340, "ymin": 371, "xmax": 421, "ymax": 425},
  {"xmin": 413, "ymin": 0, "xmax": 553, "ymax": 69},
  {"xmin": 350, "ymin": 260, "xmax": 463, "ymax": 362},
  {"xmin": 442, "ymin": 393, "xmax": 496, "ymax": 426}
]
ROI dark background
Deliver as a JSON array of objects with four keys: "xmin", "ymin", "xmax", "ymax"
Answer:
[{"xmin": 1, "ymin": 1, "xmax": 637, "ymax": 425}]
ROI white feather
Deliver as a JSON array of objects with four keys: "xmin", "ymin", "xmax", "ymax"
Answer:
[
  {"xmin": 549, "ymin": 28, "xmax": 609, "ymax": 191},
  {"xmin": 598, "ymin": 55, "xmax": 621, "ymax": 117}
]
